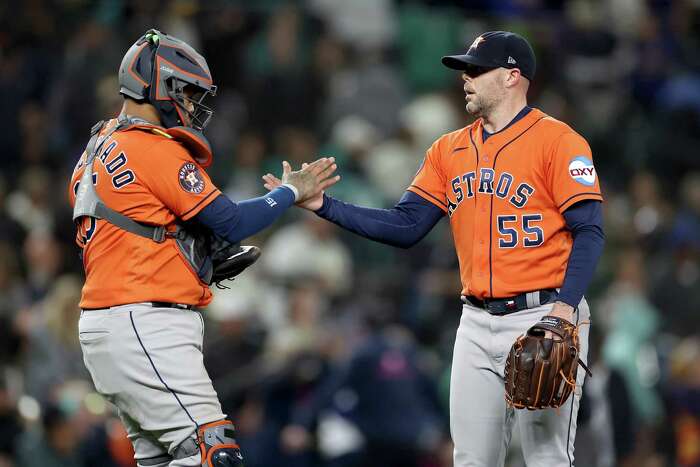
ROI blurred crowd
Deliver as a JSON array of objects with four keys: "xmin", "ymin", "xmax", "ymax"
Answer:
[{"xmin": 0, "ymin": 0, "xmax": 699, "ymax": 466}]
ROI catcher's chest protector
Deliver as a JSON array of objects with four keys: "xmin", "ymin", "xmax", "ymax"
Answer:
[{"xmin": 73, "ymin": 117, "xmax": 214, "ymax": 284}]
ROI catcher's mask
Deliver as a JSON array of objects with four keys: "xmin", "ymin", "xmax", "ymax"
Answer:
[{"xmin": 118, "ymin": 29, "xmax": 217, "ymax": 131}]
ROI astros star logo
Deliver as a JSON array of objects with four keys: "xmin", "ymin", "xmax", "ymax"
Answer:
[
  {"xmin": 469, "ymin": 36, "xmax": 485, "ymax": 50},
  {"xmin": 186, "ymin": 172, "xmax": 198, "ymax": 187}
]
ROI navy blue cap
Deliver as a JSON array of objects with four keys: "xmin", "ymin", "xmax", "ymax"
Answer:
[{"xmin": 442, "ymin": 31, "xmax": 536, "ymax": 81}]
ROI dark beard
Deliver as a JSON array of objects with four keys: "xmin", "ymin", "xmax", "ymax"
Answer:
[{"xmin": 467, "ymin": 94, "xmax": 498, "ymax": 119}]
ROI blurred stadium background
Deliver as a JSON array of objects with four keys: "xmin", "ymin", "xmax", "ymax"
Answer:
[{"xmin": 0, "ymin": 0, "xmax": 699, "ymax": 466}]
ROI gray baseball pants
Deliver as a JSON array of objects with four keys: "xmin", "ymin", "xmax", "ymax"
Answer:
[
  {"xmin": 78, "ymin": 303, "xmax": 225, "ymax": 467},
  {"xmin": 450, "ymin": 298, "xmax": 590, "ymax": 467}
]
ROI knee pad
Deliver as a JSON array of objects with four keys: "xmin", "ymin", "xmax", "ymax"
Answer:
[
  {"xmin": 199, "ymin": 420, "xmax": 244, "ymax": 467},
  {"xmin": 174, "ymin": 420, "xmax": 244, "ymax": 467}
]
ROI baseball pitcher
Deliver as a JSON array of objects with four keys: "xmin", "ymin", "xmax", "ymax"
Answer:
[{"xmin": 264, "ymin": 31, "xmax": 605, "ymax": 467}]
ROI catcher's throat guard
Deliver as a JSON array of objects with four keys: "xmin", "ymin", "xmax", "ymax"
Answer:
[{"xmin": 504, "ymin": 315, "xmax": 592, "ymax": 410}]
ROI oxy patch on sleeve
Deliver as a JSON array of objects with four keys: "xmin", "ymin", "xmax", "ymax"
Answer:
[{"xmin": 568, "ymin": 156, "xmax": 596, "ymax": 186}]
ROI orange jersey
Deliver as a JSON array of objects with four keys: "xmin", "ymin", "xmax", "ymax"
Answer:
[
  {"xmin": 68, "ymin": 119, "xmax": 221, "ymax": 309},
  {"xmin": 407, "ymin": 108, "xmax": 603, "ymax": 299}
]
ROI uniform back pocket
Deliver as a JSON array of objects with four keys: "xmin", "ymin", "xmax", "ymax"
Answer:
[{"xmin": 78, "ymin": 329, "xmax": 110, "ymax": 343}]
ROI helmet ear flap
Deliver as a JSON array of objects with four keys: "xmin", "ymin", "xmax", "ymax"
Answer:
[
  {"xmin": 158, "ymin": 77, "xmax": 189, "ymax": 128},
  {"xmin": 150, "ymin": 94, "xmax": 186, "ymax": 129}
]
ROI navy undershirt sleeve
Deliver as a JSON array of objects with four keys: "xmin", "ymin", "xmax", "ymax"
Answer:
[
  {"xmin": 315, "ymin": 190, "xmax": 445, "ymax": 248},
  {"xmin": 558, "ymin": 200, "xmax": 605, "ymax": 307},
  {"xmin": 194, "ymin": 187, "xmax": 295, "ymax": 243}
]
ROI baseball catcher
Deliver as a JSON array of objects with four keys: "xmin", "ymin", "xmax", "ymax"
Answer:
[{"xmin": 71, "ymin": 28, "xmax": 339, "ymax": 467}]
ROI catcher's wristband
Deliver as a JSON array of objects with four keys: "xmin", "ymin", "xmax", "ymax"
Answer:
[{"xmin": 280, "ymin": 183, "xmax": 299, "ymax": 202}]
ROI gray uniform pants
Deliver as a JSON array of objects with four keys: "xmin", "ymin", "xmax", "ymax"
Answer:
[
  {"xmin": 450, "ymin": 299, "xmax": 590, "ymax": 467},
  {"xmin": 78, "ymin": 304, "xmax": 225, "ymax": 467}
]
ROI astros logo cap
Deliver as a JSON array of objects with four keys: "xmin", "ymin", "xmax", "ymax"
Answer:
[{"xmin": 442, "ymin": 31, "xmax": 536, "ymax": 81}]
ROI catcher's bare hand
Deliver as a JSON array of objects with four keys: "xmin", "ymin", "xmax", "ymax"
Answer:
[{"xmin": 263, "ymin": 158, "xmax": 339, "ymax": 211}]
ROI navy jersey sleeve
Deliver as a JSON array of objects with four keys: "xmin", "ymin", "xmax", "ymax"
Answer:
[
  {"xmin": 315, "ymin": 190, "xmax": 445, "ymax": 248},
  {"xmin": 194, "ymin": 188, "xmax": 295, "ymax": 243},
  {"xmin": 558, "ymin": 200, "xmax": 605, "ymax": 307}
]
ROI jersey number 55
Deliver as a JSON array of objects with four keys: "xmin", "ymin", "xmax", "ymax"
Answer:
[{"xmin": 497, "ymin": 214, "xmax": 543, "ymax": 248}]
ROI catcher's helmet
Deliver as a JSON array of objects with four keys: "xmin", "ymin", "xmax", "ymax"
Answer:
[{"xmin": 118, "ymin": 29, "xmax": 217, "ymax": 131}]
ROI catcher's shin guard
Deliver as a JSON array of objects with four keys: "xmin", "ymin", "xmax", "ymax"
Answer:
[{"xmin": 174, "ymin": 420, "xmax": 244, "ymax": 466}]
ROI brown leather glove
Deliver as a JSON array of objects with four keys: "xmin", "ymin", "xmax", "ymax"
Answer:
[{"xmin": 504, "ymin": 316, "xmax": 592, "ymax": 410}]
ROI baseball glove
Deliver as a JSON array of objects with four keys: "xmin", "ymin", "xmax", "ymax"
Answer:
[
  {"xmin": 504, "ymin": 316, "xmax": 592, "ymax": 410},
  {"xmin": 209, "ymin": 236, "xmax": 261, "ymax": 288}
]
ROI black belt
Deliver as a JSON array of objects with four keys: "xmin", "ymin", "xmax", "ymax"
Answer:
[
  {"xmin": 83, "ymin": 302, "xmax": 195, "ymax": 311},
  {"xmin": 151, "ymin": 301, "xmax": 194, "ymax": 310},
  {"xmin": 461, "ymin": 289, "xmax": 557, "ymax": 315}
]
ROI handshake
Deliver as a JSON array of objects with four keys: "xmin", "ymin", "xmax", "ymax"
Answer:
[{"xmin": 262, "ymin": 157, "xmax": 340, "ymax": 211}]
